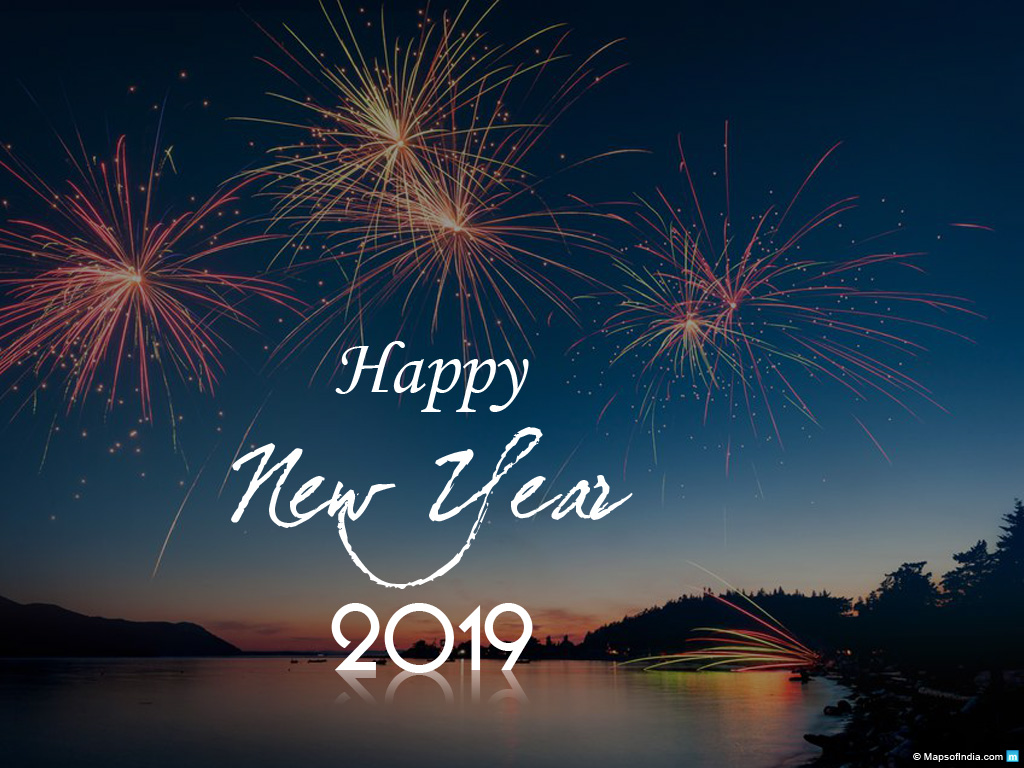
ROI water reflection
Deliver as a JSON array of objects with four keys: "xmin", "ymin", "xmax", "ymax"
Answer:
[
  {"xmin": 0, "ymin": 659, "xmax": 845, "ymax": 767},
  {"xmin": 335, "ymin": 667, "xmax": 527, "ymax": 706}
]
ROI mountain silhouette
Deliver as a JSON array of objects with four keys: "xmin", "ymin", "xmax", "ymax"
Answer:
[{"xmin": 0, "ymin": 595, "xmax": 240, "ymax": 657}]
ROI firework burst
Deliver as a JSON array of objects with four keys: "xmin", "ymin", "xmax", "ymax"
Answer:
[
  {"xmin": 0, "ymin": 134, "xmax": 290, "ymax": 421},
  {"xmin": 604, "ymin": 127, "xmax": 975, "ymax": 447},
  {"xmin": 252, "ymin": 0, "xmax": 604, "ymax": 249},
  {"xmin": 252, "ymin": 0, "xmax": 514, "ymax": 246},
  {"xmin": 251, "ymin": 0, "xmax": 623, "ymax": 366},
  {"xmin": 277, "ymin": 121, "xmax": 615, "ymax": 370}
]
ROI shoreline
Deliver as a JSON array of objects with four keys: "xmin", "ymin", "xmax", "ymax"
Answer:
[{"xmin": 800, "ymin": 661, "xmax": 1024, "ymax": 767}]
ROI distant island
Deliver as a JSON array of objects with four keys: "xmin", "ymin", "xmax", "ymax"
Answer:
[{"xmin": 0, "ymin": 595, "xmax": 240, "ymax": 657}]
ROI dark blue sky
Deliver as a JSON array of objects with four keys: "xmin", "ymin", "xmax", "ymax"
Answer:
[{"xmin": 0, "ymin": 0, "xmax": 1021, "ymax": 650}]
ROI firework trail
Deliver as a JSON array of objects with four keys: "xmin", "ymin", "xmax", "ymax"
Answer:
[
  {"xmin": 152, "ymin": 449, "xmax": 215, "ymax": 579},
  {"xmin": 621, "ymin": 564, "xmax": 818, "ymax": 671},
  {"xmin": 249, "ymin": 0, "xmax": 624, "ymax": 366},
  {"xmin": 604, "ymin": 126, "xmax": 977, "ymax": 447},
  {"xmin": 0, "ymin": 133, "xmax": 292, "ymax": 421},
  {"xmin": 949, "ymin": 222, "xmax": 993, "ymax": 232},
  {"xmin": 218, "ymin": 389, "xmax": 272, "ymax": 497},
  {"xmin": 620, "ymin": 589, "xmax": 820, "ymax": 672},
  {"xmin": 852, "ymin": 414, "xmax": 892, "ymax": 465}
]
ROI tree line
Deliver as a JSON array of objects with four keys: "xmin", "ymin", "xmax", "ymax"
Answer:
[{"xmin": 403, "ymin": 500, "xmax": 1024, "ymax": 667}]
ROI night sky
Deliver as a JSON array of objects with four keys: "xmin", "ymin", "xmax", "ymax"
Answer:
[{"xmin": 0, "ymin": 0, "xmax": 1021, "ymax": 651}]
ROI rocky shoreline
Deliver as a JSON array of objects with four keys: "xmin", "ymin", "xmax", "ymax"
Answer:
[{"xmin": 801, "ymin": 659, "xmax": 1024, "ymax": 767}]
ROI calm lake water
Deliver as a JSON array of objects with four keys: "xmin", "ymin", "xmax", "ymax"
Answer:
[{"xmin": 0, "ymin": 659, "xmax": 845, "ymax": 767}]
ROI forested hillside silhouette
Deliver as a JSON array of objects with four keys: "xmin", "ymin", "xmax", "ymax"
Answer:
[{"xmin": 575, "ymin": 499, "xmax": 1024, "ymax": 668}]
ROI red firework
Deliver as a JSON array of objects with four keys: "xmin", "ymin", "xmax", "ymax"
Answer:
[
  {"xmin": 0, "ymin": 134, "xmax": 290, "ymax": 420},
  {"xmin": 604, "ymin": 126, "xmax": 977, "ymax": 446}
]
